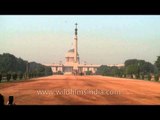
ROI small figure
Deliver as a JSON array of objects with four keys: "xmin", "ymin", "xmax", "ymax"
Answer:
[
  {"xmin": 7, "ymin": 96, "xmax": 16, "ymax": 105},
  {"xmin": 0, "ymin": 94, "xmax": 4, "ymax": 106}
]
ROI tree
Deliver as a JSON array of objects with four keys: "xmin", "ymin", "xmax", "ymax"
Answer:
[
  {"xmin": 123, "ymin": 74, "xmax": 126, "ymax": 78},
  {"xmin": 6, "ymin": 73, "xmax": 11, "ymax": 81},
  {"xmin": 141, "ymin": 73, "xmax": 144, "ymax": 80},
  {"xmin": 18, "ymin": 72, "xmax": 23, "ymax": 80},
  {"xmin": 96, "ymin": 65, "xmax": 109, "ymax": 76},
  {"xmin": 155, "ymin": 56, "xmax": 160, "ymax": 73},
  {"xmin": 119, "ymin": 67, "xmax": 125, "ymax": 77},
  {"xmin": 147, "ymin": 74, "xmax": 151, "ymax": 81},
  {"xmin": 141, "ymin": 62, "xmax": 154, "ymax": 74},
  {"xmin": 29, "ymin": 62, "xmax": 53, "ymax": 77},
  {"xmin": 0, "ymin": 53, "xmax": 27, "ymax": 73},
  {"xmin": 135, "ymin": 74, "xmax": 139, "ymax": 79},
  {"xmin": 126, "ymin": 64, "xmax": 138, "ymax": 75},
  {"xmin": 44, "ymin": 67, "xmax": 53, "ymax": 76},
  {"xmin": 29, "ymin": 73, "xmax": 33, "ymax": 78},
  {"xmin": 0, "ymin": 73, "xmax": 2, "ymax": 83},
  {"xmin": 86, "ymin": 70, "xmax": 92, "ymax": 75},
  {"xmin": 124, "ymin": 59, "xmax": 154, "ymax": 79},
  {"xmin": 0, "ymin": 53, "xmax": 53, "ymax": 80},
  {"xmin": 154, "ymin": 74, "xmax": 159, "ymax": 82},
  {"xmin": 80, "ymin": 72, "xmax": 84, "ymax": 76},
  {"xmin": 12, "ymin": 73, "xmax": 17, "ymax": 80},
  {"xmin": 57, "ymin": 71, "xmax": 63, "ymax": 75},
  {"xmin": 96, "ymin": 65, "xmax": 124, "ymax": 77},
  {"xmin": 125, "ymin": 59, "xmax": 136, "ymax": 66}
]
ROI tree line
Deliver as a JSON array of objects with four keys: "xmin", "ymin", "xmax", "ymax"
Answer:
[
  {"xmin": 96, "ymin": 56, "xmax": 160, "ymax": 81},
  {"xmin": 0, "ymin": 53, "xmax": 53, "ymax": 82}
]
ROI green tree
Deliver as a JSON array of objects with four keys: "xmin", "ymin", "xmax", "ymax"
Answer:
[
  {"xmin": 57, "ymin": 71, "xmax": 63, "ymax": 75},
  {"xmin": 142, "ymin": 62, "xmax": 154, "ymax": 75},
  {"xmin": 44, "ymin": 67, "xmax": 53, "ymax": 76},
  {"xmin": 126, "ymin": 64, "xmax": 138, "ymax": 75},
  {"xmin": 29, "ymin": 62, "xmax": 53, "ymax": 77},
  {"xmin": 96, "ymin": 65, "xmax": 109, "ymax": 76},
  {"xmin": 110, "ymin": 66, "xmax": 118, "ymax": 76},
  {"xmin": 80, "ymin": 72, "xmax": 84, "ymax": 76},
  {"xmin": 86, "ymin": 71, "xmax": 92, "ymax": 75},
  {"xmin": 119, "ymin": 67, "xmax": 125, "ymax": 77},
  {"xmin": 0, "ymin": 53, "xmax": 53, "ymax": 80},
  {"xmin": 155, "ymin": 56, "xmax": 160, "ymax": 73},
  {"xmin": 0, "ymin": 73, "xmax": 2, "ymax": 83},
  {"xmin": 135, "ymin": 74, "xmax": 140, "ymax": 79},
  {"xmin": 147, "ymin": 74, "xmax": 151, "ymax": 81},
  {"xmin": 0, "ymin": 53, "xmax": 27, "ymax": 73},
  {"xmin": 141, "ymin": 73, "xmax": 144, "ymax": 80},
  {"xmin": 6, "ymin": 73, "xmax": 11, "ymax": 81},
  {"xmin": 29, "ymin": 73, "xmax": 33, "ymax": 78},
  {"xmin": 124, "ymin": 59, "xmax": 154, "ymax": 79},
  {"xmin": 154, "ymin": 74, "xmax": 159, "ymax": 82},
  {"xmin": 12, "ymin": 73, "xmax": 17, "ymax": 80},
  {"xmin": 18, "ymin": 72, "xmax": 23, "ymax": 80},
  {"xmin": 96, "ymin": 65, "xmax": 124, "ymax": 77},
  {"xmin": 125, "ymin": 59, "xmax": 138, "ymax": 67}
]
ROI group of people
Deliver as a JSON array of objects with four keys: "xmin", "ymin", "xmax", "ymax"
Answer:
[{"xmin": 0, "ymin": 94, "xmax": 16, "ymax": 106}]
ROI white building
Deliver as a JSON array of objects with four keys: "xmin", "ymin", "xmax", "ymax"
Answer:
[{"xmin": 45, "ymin": 23, "xmax": 124, "ymax": 75}]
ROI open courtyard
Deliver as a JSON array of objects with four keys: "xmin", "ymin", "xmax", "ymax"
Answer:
[{"xmin": 1, "ymin": 75, "xmax": 160, "ymax": 105}]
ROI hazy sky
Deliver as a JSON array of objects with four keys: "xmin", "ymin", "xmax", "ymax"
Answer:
[{"xmin": 0, "ymin": 15, "xmax": 160, "ymax": 65}]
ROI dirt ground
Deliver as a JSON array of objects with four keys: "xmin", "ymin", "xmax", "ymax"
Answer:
[{"xmin": 1, "ymin": 75, "xmax": 160, "ymax": 105}]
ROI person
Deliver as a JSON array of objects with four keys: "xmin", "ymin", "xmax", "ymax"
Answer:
[
  {"xmin": 0, "ymin": 94, "xmax": 4, "ymax": 106},
  {"xmin": 7, "ymin": 96, "xmax": 16, "ymax": 105}
]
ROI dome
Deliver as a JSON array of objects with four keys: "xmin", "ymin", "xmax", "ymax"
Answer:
[{"xmin": 68, "ymin": 49, "xmax": 74, "ymax": 52}]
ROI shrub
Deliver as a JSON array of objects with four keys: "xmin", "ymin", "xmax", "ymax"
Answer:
[
  {"xmin": 18, "ymin": 73, "xmax": 23, "ymax": 80},
  {"xmin": 141, "ymin": 74, "xmax": 144, "ymax": 80},
  {"xmin": 86, "ymin": 71, "xmax": 92, "ymax": 75},
  {"xmin": 57, "ymin": 71, "xmax": 63, "ymax": 75},
  {"xmin": 131, "ymin": 74, "xmax": 133, "ymax": 79},
  {"xmin": 7, "ymin": 73, "xmax": 11, "ymax": 81},
  {"xmin": 119, "ymin": 74, "xmax": 122, "ymax": 78},
  {"xmin": 32, "ymin": 74, "xmax": 36, "ymax": 78},
  {"xmin": 29, "ymin": 73, "xmax": 33, "ymax": 78},
  {"xmin": 154, "ymin": 74, "xmax": 159, "ymax": 82},
  {"xmin": 140, "ymin": 73, "xmax": 144, "ymax": 80},
  {"xmin": 135, "ymin": 74, "xmax": 139, "ymax": 79},
  {"xmin": 147, "ymin": 74, "xmax": 151, "ymax": 81},
  {"xmin": 0, "ymin": 74, "xmax": 2, "ymax": 83},
  {"xmin": 12, "ymin": 73, "xmax": 17, "ymax": 80},
  {"xmin": 80, "ymin": 72, "xmax": 84, "ymax": 76}
]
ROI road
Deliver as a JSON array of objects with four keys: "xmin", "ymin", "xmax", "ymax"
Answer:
[{"xmin": 1, "ymin": 75, "xmax": 160, "ymax": 105}]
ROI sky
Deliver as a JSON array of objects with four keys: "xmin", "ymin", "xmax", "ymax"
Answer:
[{"xmin": 0, "ymin": 15, "xmax": 160, "ymax": 65}]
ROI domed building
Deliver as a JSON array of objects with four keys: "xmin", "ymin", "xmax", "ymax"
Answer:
[
  {"xmin": 65, "ymin": 48, "xmax": 80, "ymax": 64},
  {"xmin": 45, "ymin": 23, "xmax": 123, "ymax": 75},
  {"xmin": 45, "ymin": 23, "xmax": 101, "ymax": 75}
]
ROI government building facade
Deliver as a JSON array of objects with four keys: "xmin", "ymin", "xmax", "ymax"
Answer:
[{"xmin": 45, "ymin": 23, "xmax": 123, "ymax": 75}]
